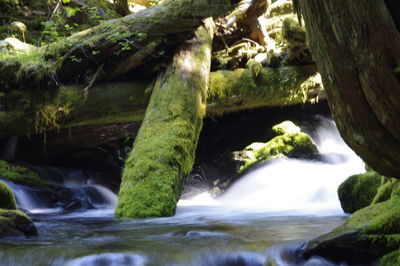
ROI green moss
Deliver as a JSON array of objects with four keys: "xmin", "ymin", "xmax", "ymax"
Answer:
[
  {"xmin": 0, "ymin": 181, "xmax": 17, "ymax": 210},
  {"xmin": 115, "ymin": 22, "xmax": 212, "ymax": 218},
  {"xmin": 272, "ymin": 120, "xmax": 301, "ymax": 135},
  {"xmin": 0, "ymin": 160, "xmax": 51, "ymax": 190},
  {"xmin": 281, "ymin": 15, "xmax": 306, "ymax": 45},
  {"xmin": 338, "ymin": 170, "xmax": 382, "ymax": 213},
  {"xmin": 306, "ymin": 198, "xmax": 400, "ymax": 263},
  {"xmin": 239, "ymin": 132, "xmax": 318, "ymax": 172},
  {"xmin": 0, "ymin": 208, "xmax": 37, "ymax": 237},
  {"xmin": 208, "ymin": 65, "xmax": 316, "ymax": 116},
  {"xmin": 372, "ymin": 178, "xmax": 400, "ymax": 204},
  {"xmin": 234, "ymin": 121, "xmax": 318, "ymax": 173},
  {"xmin": 381, "ymin": 250, "xmax": 400, "ymax": 266},
  {"xmin": 0, "ymin": 80, "xmax": 149, "ymax": 136},
  {"xmin": 269, "ymin": 0, "xmax": 293, "ymax": 17}
]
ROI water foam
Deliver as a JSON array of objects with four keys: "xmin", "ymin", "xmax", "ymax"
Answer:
[{"xmin": 177, "ymin": 117, "xmax": 365, "ymax": 217}]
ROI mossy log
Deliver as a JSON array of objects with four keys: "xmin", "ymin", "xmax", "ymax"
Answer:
[
  {"xmin": 222, "ymin": 0, "xmax": 271, "ymax": 46},
  {"xmin": 0, "ymin": 64, "xmax": 320, "ymax": 137},
  {"xmin": 115, "ymin": 19, "xmax": 215, "ymax": 218},
  {"xmin": 0, "ymin": 0, "xmax": 239, "ymax": 90}
]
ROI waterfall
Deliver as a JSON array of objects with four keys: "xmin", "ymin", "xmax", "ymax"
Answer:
[
  {"xmin": 177, "ymin": 116, "xmax": 365, "ymax": 217},
  {"xmin": 2, "ymin": 169, "xmax": 117, "ymax": 214}
]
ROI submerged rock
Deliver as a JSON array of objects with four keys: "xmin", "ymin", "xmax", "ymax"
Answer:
[
  {"xmin": 233, "ymin": 121, "xmax": 318, "ymax": 172},
  {"xmin": 302, "ymin": 198, "xmax": 400, "ymax": 265}
]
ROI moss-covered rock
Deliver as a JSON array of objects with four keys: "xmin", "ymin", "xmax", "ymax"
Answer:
[
  {"xmin": 381, "ymin": 249, "xmax": 400, "ymax": 266},
  {"xmin": 338, "ymin": 170, "xmax": 382, "ymax": 213},
  {"xmin": 0, "ymin": 181, "xmax": 17, "ymax": 210},
  {"xmin": 0, "ymin": 160, "xmax": 51, "ymax": 190},
  {"xmin": 0, "ymin": 209, "xmax": 37, "ymax": 238},
  {"xmin": 372, "ymin": 177, "xmax": 400, "ymax": 204},
  {"xmin": 303, "ymin": 198, "xmax": 400, "ymax": 264},
  {"xmin": 272, "ymin": 120, "xmax": 300, "ymax": 135},
  {"xmin": 233, "ymin": 121, "xmax": 318, "ymax": 172},
  {"xmin": 337, "ymin": 167, "xmax": 400, "ymax": 214}
]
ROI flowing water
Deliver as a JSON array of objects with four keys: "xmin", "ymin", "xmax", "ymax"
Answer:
[{"xmin": 0, "ymin": 117, "xmax": 365, "ymax": 266}]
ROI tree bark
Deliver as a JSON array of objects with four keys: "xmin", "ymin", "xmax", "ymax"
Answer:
[
  {"xmin": 115, "ymin": 0, "xmax": 130, "ymax": 16},
  {"xmin": 115, "ymin": 19, "xmax": 215, "ymax": 218},
  {"xmin": 298, "ymin": 0, "xmax": 400, "ymax": 176},
  {"xmin": 0, "ymin": 0, "xmax": 239, "ymax": 90}
]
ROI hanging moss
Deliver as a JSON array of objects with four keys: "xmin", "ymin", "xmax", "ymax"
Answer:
[
  {"xmin": 208, "ymin": 65, "xmax": 317, "ymax": 116},
  {"xmin": 0, "ymin": 181, "xmax": 17, "ymax": 210},
  {"xmin": 0, "ymin": 160, "xmax": 51, "ymax": 190}
]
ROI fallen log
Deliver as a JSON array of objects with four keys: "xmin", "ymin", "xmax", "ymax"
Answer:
[
  {"xmin": 0, "ymin": 64, "xmax": 320, "ymax": 137},
  {"xmin": 115, "ymin": 18, "xmax": 215, "ymax": 218},
  {"xmin": 0, "ymin": 0, "xmax": 239, "ymax": 91}
]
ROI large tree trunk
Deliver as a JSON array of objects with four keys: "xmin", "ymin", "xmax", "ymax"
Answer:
[
  {"xmin": 115, "ymin": 19, "xmax": 214, "ymax": 218},
  {"xmin": 115, "ymin": 0, "xmax": 130, "ymax": 16},
  {"xmin": 0, "ymin": 0, "xmax": 239, "ymax": 90},
  {"xmin": 298, "ymin": 0, "xmax": 400, "ymax": 176}
]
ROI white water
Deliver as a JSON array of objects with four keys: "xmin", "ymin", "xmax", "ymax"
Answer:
[
  {"xmin": 177, "ymin": 117, "xmax": 365, "ymax": 217},
  {"xmin": 0, "ymin": 117, "xmax": 365, "ymax": 266},
  {"xmin": 1, "ymin": 179, "xmax": 117, "ymax": 214}
]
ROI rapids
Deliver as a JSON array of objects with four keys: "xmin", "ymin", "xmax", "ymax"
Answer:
[{"xmin": 0, "ymin": 116, "xmax": 365, "ymax": 265}]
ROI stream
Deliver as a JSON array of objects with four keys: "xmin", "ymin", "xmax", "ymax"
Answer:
[{"xmin": 0, "ymin": 117, "xmax": 365, "ymax": 266}]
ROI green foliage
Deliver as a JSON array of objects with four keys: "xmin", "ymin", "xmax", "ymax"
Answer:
[
  {"xmin": 0, "ymin": 160, "xmax": 51, "ymax": 190},
  {"xmin": 381, "ymin": 250, "xmax": 400, "ymax": 266},
  {"xmin": 0, "ymin": 181, "xmax": 17, "ymax": 210}
]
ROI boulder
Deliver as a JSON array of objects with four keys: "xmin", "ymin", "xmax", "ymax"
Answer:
[
  {"xmin": 338, "ymin": 170, "xmax": 382, "ymax": 213},
  {"xmin": 0, "ymin": 209, "xmax": 37, "ymax": 238},
  {"xmin": 302, "ymin": 198, "xmax": 400, "ymax": 264},
  {"xmin": 233, "ymin": 121, "xmax": 318, "ymax": 172},
  {"xmin": 272, "ymin": 120, "xmax": 300, "ymax": 135},
  {"xmin": 0, "ymin": 181, "xmax": 17, "ymax": 210},
  {"xmin": 0, "ymin": 182, "xmax": 37, "ymax": 238}
]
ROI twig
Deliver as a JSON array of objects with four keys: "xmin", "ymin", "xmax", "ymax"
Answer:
[{"xmin": 84, "ymin": 63, "xmax": 104, "ymax": 92}]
